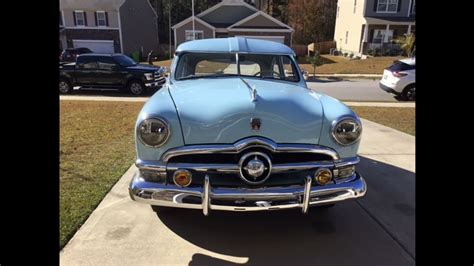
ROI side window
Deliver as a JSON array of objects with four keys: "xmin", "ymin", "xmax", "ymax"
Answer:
[
  {"xmin": 97, "ymin": 57, "xmax": 117, "ymax": 70},
  {"xmin": 281, "ymin": 56, "xmax": 298, "ymax": 82},
  {"xmin": 195, "ymin": 58, "xmax": 236, "ymax": 75},
  {"xmin": 239, "ymin": 59, "xmax": 261, "ymax": 76},
  {"xmin": 77, "ymin": 57, "xmax": 97, "ymax": 69}
]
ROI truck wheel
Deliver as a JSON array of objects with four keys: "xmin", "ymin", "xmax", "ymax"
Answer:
[
  {"xmin": 401, "ymin": 84, "xmax": 415, "ymax": 101},
  {"xmin": 128, "ymin": 81, "xmax": 145, "ymax": 96},
  {"xmin": 59, "ymin": 80, "xmax": 71, "ymax": 94}
]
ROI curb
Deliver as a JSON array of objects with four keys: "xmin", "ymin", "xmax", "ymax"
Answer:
[{"xmin": 307, "ymin": 74, "xmax": 382, "ymax": 79}]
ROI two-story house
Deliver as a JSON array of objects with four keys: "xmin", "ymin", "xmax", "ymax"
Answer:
[
  {"xmin": 334, "ymin": 0, "xmax": 415, "ymax": 56},
  {"xmin": 171, "ymin": 0, "xmax": 294, "ymax": 49},
  {"xmin": 59, "ymin": 0, "xmax": 159, "ymax": 56}
]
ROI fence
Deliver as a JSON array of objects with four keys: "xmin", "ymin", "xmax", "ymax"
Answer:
[
  {"xmin": 307, "ymin": 41, "xmax": 336, "ymax": 55},
  {"xmin": 291, "ymin": 45, "xmax": 307, "ymax": 56}
]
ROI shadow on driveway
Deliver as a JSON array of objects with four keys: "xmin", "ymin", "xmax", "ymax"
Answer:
[
  {"xmin": 306, "ymin": 77, "xmax": 349, "ymax": 83},
  {"xmin": 154, "ymin": 156, "xmax": 415, "ymax": 266}
]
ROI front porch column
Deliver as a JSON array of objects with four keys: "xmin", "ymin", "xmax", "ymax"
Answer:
[
  {"xmin": 407, "ymin": 24, "xmax": 412, "ymax": 34},
  {"xmin": 360, "ymin": 24, "xmax": 369, "ymax": 53},
  {"xmin": 362, "ymin": 24, "xmax": 369, "ymax": 42},
  {"xmin": 384, "ymin": 24, "xmax": 390, "ymax": 42}
]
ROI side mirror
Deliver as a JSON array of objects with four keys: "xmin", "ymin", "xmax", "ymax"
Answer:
[{"xmin": 301, "ymin": 70, "xmax": 309, "ymax": 80}]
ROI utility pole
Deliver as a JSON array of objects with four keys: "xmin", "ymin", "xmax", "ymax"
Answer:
[
  {"xmin": 192, "ymin": 0, "xmax": 195, "ymax": 40},
  {"xmin": 169, "ymin": 0, "xmax": 172, "ymax": 59}
]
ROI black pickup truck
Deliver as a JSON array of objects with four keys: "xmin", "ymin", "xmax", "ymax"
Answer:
[{"xmin": 59, "ymin": 54, "xmax": 166, "ymax": 95}]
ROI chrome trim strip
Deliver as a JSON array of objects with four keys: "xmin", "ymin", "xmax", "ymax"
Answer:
[
  {"xmin": 161, "ymin": 137, "xmax": 340, "ymax": 162},
  {"xmin": 129, "ymin": 171, "xmax": 367, "ymax": 214},
  {"xmin": 202, "ymin": 175, "xmax": 210, "ymax": 216},
  {"xmin": 136, "ymin": 157, "xmax": 359, "ymax": 174},
  {"xmin": 302, "ymin": 176, "xmax": 312, "ymax": 214},
  {"xmin": 166, "ymin": 163, "xmax": 240, "ymax": 173},
  {"xmin": 271, "ymin": 161, "xmax": 334, "ymax": 173},
  {"xmin": 334, "ymin": 156, "xmax": 360, "ymax": 168},
  {"xmin": 136, "ymin": 159, "xmax": 167, "ymax": 172}
]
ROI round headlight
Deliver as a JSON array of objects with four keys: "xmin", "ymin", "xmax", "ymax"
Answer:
[
  {"xmin": 331, "ymin": 117, "xmax": 362, "ymax": 146},
  {"xmin": 138, "ymin": 118, "xmax": 170, "ymax": 147}
]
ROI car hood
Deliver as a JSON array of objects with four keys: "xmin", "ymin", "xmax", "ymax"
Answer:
[
  {"xmin": 125, "ymin": 64, "xmax": 160, "ymax": 72},
  {"xmin": 168, "ymin": 78, "xmax": 324, "ymax": 144}
]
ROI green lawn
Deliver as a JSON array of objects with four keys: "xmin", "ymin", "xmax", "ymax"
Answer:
[
  {"xmin": 351, "ymin": 106, "xmax": 415, "ymax": 136},
  {"xmin": 60, "ymin": 101, "xmax": 144, "ymax": 249}
]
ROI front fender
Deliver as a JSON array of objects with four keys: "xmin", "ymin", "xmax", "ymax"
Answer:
[
  {"xmin": 318, "ymin": 95, "xmax": 361, "ymax": 159},
  {"xmin": 135, "ymin": 86, "xmax": 184, "ymax": 161}
]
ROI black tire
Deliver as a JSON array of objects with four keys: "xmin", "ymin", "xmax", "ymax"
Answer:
[
  {"xmin": 128, "ymin": 80, "xmax": 145, "ymax": 96},
  {"xmin": 59, "ymin": 79, "xmax": 72, "ymax": 94},
  {"xmin": 401, "ymin": 84, "xmax": 415, "ymax": 101}
]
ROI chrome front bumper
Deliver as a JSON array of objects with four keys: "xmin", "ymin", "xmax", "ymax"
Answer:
[{"xmin": 129, "ymin": 171, "xmax": 367, "ymax": 216}]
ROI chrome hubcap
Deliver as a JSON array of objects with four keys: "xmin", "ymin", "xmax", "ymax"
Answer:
[
  {"xmin": 59, "ymin": 81, "xmax": 69, "ymax": 93},
  {"xmin": 130, "ymin": 83, "xmax": 143, "ymax": 94}
]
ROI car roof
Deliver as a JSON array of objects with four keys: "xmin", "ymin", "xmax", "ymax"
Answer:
[
  {"xmin": 398, "ymin": 57, "xmax": 415, "ymax": 65},
  {"xmin": 77, "ymin": 53, "xmax": 123, "ymax": 57},
  {"xmin": 175, "ymin": 37, "xmax": 295, "ymax": 55},
  {"xmin": 65, "ymin": 47, "xmax": 90, "ymax": 51}
]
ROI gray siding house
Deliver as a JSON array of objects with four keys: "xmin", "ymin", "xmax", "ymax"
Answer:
[
  {"xmin": 59, "ymin": 0, "xmax": 159, "ymax": 56},
  {"xmin": 334, "ymin": 0, "xmax": 415, "ymax": 55},
  {"xmin": 172, "ymin": 0, "xmax": 294, "ymax": 49}
]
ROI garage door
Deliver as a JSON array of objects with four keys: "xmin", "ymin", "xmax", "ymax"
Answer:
[
  {"xmin": 237, "ymin": 36, "xmax": 285, "ymax": 44},
  {"xmin": 72, "ymin": 40, "xmax": 115, "ymax": 53}
]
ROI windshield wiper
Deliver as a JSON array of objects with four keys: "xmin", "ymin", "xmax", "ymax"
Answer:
[{"xmin": 178, "ymin": 73, "xmax": 237, "ymax": 81}]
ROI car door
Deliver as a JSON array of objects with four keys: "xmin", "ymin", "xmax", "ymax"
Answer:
[
  {"xmin": 75, "ymin": 56, "xmax": 98, "ymax": 86},
  {"xmin": 96, "ymin": 56, "xmax": 125, "ymax": 88}
]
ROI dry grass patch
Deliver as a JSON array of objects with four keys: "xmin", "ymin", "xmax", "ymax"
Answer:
[
  {"xmin": 60, "ymin": 100, "xmax": 144, "ymax": 248},
  {"xmin": 299, "ymin": 55, "xmax": 403, "ymax": 74},
  {"xmin": 351, "ymin": 106, "xmax": 415, "ymax": 136}
]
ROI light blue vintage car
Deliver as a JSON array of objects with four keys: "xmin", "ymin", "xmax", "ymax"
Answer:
[{"xmin": 129, "ymin": 37, "xmax": 366, "ymax": 215}]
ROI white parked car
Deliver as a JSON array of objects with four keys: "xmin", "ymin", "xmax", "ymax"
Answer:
[{"xmin": 379, "ymin": 58, "xmax": 415, "ymax": 101}]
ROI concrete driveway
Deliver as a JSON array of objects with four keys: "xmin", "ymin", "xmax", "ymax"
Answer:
[{"xmin": 60, "ymin": 119, "xmax": 415, "ymax": 266}]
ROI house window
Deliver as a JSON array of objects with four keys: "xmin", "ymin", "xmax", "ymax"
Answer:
[
  {"xmin": 372, "ymin": 29, "xmax": 394, "ymax": 43},
  {"xmin": 96, "ymin": 11, "xmax": 107, "ymax": 27},
  {"xmin": 74, "ymin": 11, "xmax": 86, "ymax": 26},
  {"xmin": 353, "ymin": 0, "xmax": 357, "ymax": 13},
  {"xmin": 185, "ymin": 30, "xmax": 204, "ymax": 41},
  {"xmin": 411, "ymin": 0, "xmax": 415, "ymax": 14},
  {"xmin": 376, "ymin": 0, "xmax": 398, "ymax": 13},
  {"xmin": 345, "ymin": 31, "xmax": 349, "ymax": 44}
]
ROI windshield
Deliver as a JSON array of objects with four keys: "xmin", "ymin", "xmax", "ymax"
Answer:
[
  {"xmin": 113, "ymin": 55, "xmax": 136, "ymax": 66},
  {"xmin": 175, "ymin": 53, "xmax": 300, "ymax": 82}
]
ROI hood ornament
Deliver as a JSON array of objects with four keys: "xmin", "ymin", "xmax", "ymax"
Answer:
[{"xmin": 240, "ymin": 77, "xmax": 258, "ymax": 102}]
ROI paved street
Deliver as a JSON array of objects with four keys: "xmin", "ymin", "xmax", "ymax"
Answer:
[
  {"xmin": 60, "ymin": 78, "xmax": 403, "ymax": 103},
  {"xmin": 60, "ymin": 119, "xmax": 415, "ymax": 266},
  {"xmin": 306, "ymin": 78, "xmax": 399, "ymax": 102}
]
